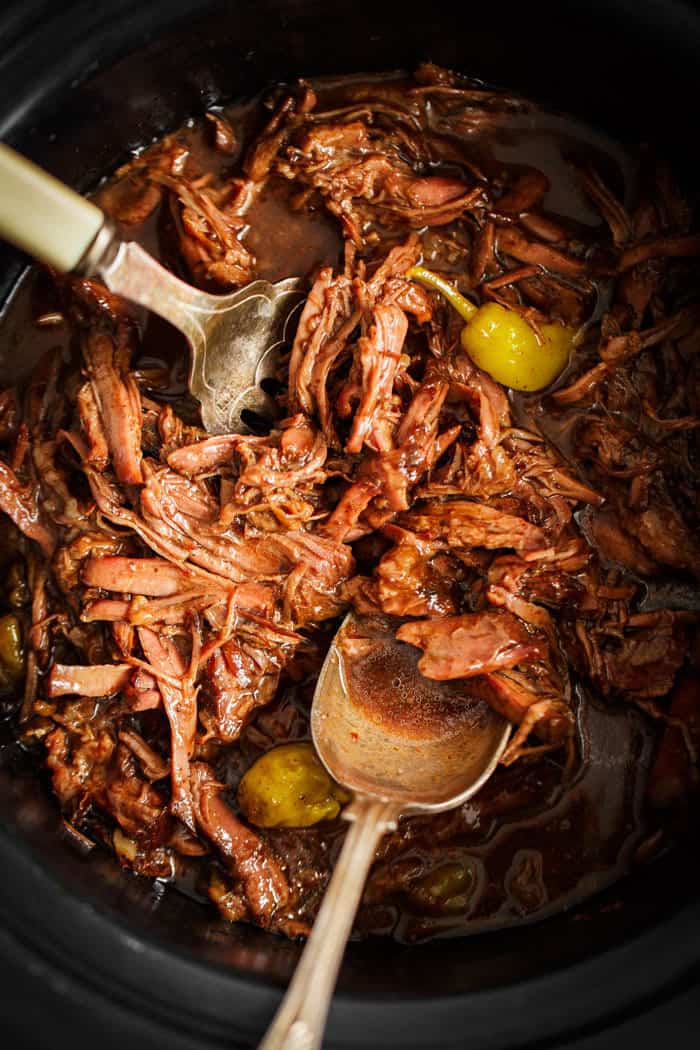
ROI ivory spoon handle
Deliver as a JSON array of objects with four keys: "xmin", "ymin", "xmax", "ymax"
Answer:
[{"xmin": 0, "ymin": 142, "xmax": 104, "ymax": 272}]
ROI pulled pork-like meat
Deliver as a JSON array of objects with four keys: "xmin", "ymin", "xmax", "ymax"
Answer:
[
  {"xmin": 2, "ymin": 64, "xmax": 699, "ymax": 939},
  {"xmin": 396, "ymin": 611, "xmax": 548, "ymax": 679}
]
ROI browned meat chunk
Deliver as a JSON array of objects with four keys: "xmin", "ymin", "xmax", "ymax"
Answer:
[
  {"xmin": 81, "ymin": 328, "xmax": 143, "ymax": 485},
  {"xmin": 48, "ymin": 663, "xmax": 133, "ymax": 698},
  {"xmin": 346, "ymin": 304, "xmax": 408, "ymax": 454},
  {"xmin": 373, "ymin": 530, "xmax": 461, "ymax": 618},
  {"xmin": 0, "ymin": 458, "xmax": 55, "ymax": 556},
  {"xmin": 404, "ymin": 500, "xmax": 547, "ymax": 553},
  {"xmin": 202, "ymin": 641, "xmax": 280, "ymax": 742},
  {"xmin": 82, "ymin": 556, "xmax": 197, "ymax": 596},
  {"xmin": 138, "ymin": 627, "xmax": 197, "ymax": 832},
  {"xmin": 470, "ymin": 665, "xmax": 575, "ymax": 763},
  {"xmin": 190, "ymin": 762, "xmax": 289, "ymax": 926},
  {"xmin": 396, "ymin": 611, "xmax": 547, "ymax": 680},
  {"xmin": 579, "ymin": 507, "xmax": 657, "ymax": 577}
]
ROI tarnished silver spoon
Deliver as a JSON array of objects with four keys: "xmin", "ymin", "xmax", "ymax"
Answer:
[
  {"xmin": 259, "ymin": 613, "xmax": 511, "ymax": 1050},
  {"xmin": 0, "ymin": 143, "xmax": 303, "ymax": 434}
]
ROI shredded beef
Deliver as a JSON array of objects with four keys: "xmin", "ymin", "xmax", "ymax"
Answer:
[{"xmin": 2, "ymin": 64, "xmax": 699, "ymax": 939}]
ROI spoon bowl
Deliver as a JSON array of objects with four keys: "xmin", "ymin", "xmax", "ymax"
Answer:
[
  {"xmin": 91, "ymin": 233, "xmax": 304, "ymax": 435},
  {"xmin": 312, "ymin": 613, "xmax": 510, "ymax": 811}
]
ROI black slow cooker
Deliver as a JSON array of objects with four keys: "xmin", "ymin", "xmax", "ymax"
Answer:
[{"xmin": 1, "ymin": 2, "xmax": 699, "ymax": 1047}]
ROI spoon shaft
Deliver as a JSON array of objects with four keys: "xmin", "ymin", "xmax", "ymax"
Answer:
[
  {"xmin": 258, "ymin": 796, "xmax": 401, "ymax": 1050},
  {"xmin": 98, "ymin": 238, "xmax": 214, "ymax": 347}
]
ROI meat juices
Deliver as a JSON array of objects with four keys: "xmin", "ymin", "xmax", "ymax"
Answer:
[{"xmin": 0, "ymin": 63, "xmax": 698, "ymax": 942}]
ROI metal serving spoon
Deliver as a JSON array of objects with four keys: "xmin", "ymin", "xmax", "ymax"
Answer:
[
  {"xmin": 259, "ymin": 613, "xmax": 511, "ymax": 1050},
  {"xmin": 0, "ymin": 143, "xmax": 303, "ymax": 433}
]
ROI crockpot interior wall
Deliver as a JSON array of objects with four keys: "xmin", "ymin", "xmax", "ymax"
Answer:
[{"xmin": 1, "ymin": 1, "xmax": 700, "ymax": 1046}]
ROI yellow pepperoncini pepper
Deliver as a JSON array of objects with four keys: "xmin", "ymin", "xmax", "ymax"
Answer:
[
  {"xmin": 406, "ymin": 265, "xmax": 576, "ymax": 392},
  {"xmin": 0, "ymin": 613, "xmax": 24, "ymax": 686},
  {"xmin": 409, "ymin": 861, "xmax": 477, "ymax": 915},
  {"xmin": 237, "ymin": 742, "xmax": 351, "ymax": 828}
]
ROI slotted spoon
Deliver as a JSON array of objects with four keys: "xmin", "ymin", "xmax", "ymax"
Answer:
[{"xmin": 0, "ymin": 142, "xmax": 303, "ymax": 433}]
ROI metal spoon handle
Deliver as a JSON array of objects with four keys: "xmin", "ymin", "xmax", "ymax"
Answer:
[
  {"xmin": 259, "ymin": 796, "xmax": 401, "ymax": 1050},
  {"xmin": 91, "ymin": 236, "xmax": 217, "ymax": 347}
]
